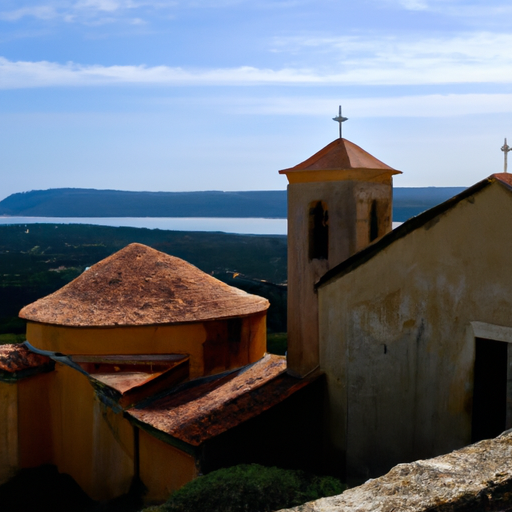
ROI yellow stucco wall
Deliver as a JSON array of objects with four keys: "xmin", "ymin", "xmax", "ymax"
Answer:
[
  {"xmin": 18, "ymin": 372, "xmax": 54, "ymax": 468},
  {"xmin": 0, "ymin": 372, "xmax": 55, "ymax": 483},
  {"xmin": 318, "ymin": 181, "xmax": 512, "ymax": 480},
  {"xmin": 0, "ymin": 382, "xmax": 19, "ymax": 484},
  {"xmin": 27, "ymin": 322, "xmax": 208, "ymax": 378},
  {"xmin": 18, "ymin": 313, "xmax": 266, "ymax": 501},
  {"xmin": 46, "ymin": 363, "xmax": 134, "ymax": 501},
  {"xmin": 19, "ymin": 294, "xmax": 267, "ymax": 501},
  {"xmin": 138, "ymin": 429, "xmax": 198, "ymax": 504},
  {"xmin": 27, "ymin": 314, "xmax": 266, "ymax": 380}
]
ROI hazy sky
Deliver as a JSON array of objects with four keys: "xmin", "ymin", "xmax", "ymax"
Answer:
[{"xmin": 1, "ymin": 0, "xmax": 512, "ymax": 200}]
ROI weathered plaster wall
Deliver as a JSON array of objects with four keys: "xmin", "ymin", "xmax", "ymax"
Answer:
[
  {"xmin": 319, "ymin": 182, "xmax": 512, "ymax": 479},
  {"xmin": 288, "ymin": 180, "xmax": 392, "ymax": 377},
  {"xmin": 279, "ymin": 430, "xmax": 512, "ymax": 512}
]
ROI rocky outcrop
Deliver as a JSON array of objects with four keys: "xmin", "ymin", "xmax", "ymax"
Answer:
[{"xmin": 279, "ymin": 431, "xmax": 512, "ymax": 512}]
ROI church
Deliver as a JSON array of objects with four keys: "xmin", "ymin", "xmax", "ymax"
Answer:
[
  {"xmin": 279, "ymin": 128, "xmax": 512, "ymax": 482},
  {"xmin": 1, "ymin": 117, "xmax": 512, "ymax": 502}
]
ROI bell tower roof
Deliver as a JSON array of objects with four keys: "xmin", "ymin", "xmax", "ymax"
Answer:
[{"xmin": 279, "ymin": 138, "xmax": 401, "ymax": 184}]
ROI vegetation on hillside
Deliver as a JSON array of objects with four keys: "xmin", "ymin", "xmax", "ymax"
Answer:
[
  {"xmin": 0, "ymin": 223, "xmax": 288, "ymax": 336},
  {"xmin": 143, "ymin": 464, "xmax": 345, "ymax": 512}
]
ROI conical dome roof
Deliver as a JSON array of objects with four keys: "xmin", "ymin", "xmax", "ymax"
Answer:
[{"xmin": 20, "ymin": 243, "xmax": 269, "ymax": 327}]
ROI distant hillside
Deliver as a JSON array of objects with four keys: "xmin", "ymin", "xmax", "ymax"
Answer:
[
  {"xmin": 0, "ymin": 189, "xmax": 287, "ymax": 218},
  {"xmin": 0, "ymin": 187, "xmax": 466, "ymax": 221},
  {"xmin": 393, "ymin": 187, "xmax": 465, "ymax": 222}
]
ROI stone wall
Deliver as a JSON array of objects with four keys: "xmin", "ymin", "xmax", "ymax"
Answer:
[{"xmin": 279, "ymin": 430, "xmax": 512, "ymax": 512}]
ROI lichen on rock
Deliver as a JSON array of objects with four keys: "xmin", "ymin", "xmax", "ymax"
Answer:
[{"xmin": 279, "ymin": 430, "xmax": 512, "ymax": 512}]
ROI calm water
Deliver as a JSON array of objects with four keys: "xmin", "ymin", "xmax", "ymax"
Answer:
[
  {"xmin": 0, "ymin": 217, "xmax": 288, "ymax": 235},
  {"xmin": 0, "ymin": 217, "xmax": 403, "ymax": 235}
]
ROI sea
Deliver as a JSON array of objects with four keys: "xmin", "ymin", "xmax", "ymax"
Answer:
[
  {"xmin": 0, "ymin": 217, "xmax": 403, "ymax": 235},
  {"xmin": 0, "ymin": 217, "xmax": 288, "ymax": 235}
]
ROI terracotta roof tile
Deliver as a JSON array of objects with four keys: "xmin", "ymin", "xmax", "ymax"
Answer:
[
  {"xmin": 493, "ymin": 173, "xmax": 512, "ymax": 190},
  {"xmin": 128, "ymin": 354, "xmax": 312, "ymax": 445},
  {"xmin": 19, "ymin": 243, "xmax": 269, "ymax": 327},
  {"xmin": 0, "ymin": 344, "xmax": 52, "ymax": 375},
  {"xmin": 279, "ymin": 138, "xmax": 400, "ymax": 174}
]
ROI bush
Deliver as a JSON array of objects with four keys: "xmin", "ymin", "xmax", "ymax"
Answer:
[
  {"xmin": 0, "ymin": 333, "xmax": 26, "ymax": 345},
  {"xmin": 267, "ymin": 332, "xmax": 287, "ymax": 355},
  {"xmin": 157, "ymin": 464, "xmax": 345, "ymax": 512}
]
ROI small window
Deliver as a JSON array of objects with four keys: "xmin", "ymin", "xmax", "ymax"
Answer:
[
  {"xmin": 369, "ymin": 200, "xmax": 379, "ymax": 242},
  {"xmin": 309, "ymin": 201, "xmax": 328, "ymax": 260}
]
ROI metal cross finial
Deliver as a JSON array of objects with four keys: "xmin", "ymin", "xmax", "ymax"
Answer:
[
  {"xmin": 332, "ymin": 105, "xmax": 348, "ymax": 139},
  {"xmin": 502, "ymin": 138, "xmax": 511, "ymax": 173}
]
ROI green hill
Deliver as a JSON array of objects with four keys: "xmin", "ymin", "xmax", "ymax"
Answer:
[
  {"xmin": 0, "ymin": 224, "xmax": 288, "ymax": 336},
  {"xmin": 0, "ymin": 189, "xmax": 287, "ymax": 218},
  {"xmin": 0, "ymin": 187, "xmax": 466, "ymax": 221}
]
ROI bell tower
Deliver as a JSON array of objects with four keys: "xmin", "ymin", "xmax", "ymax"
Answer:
[{"xmin": 279, "ymin": 111, "xmax": 401, "ymax": 378}]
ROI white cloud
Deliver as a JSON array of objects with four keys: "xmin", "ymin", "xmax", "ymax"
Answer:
[
  {"xmin": 0, "ymin": 0, "xmax": 300, "ymax": 23},
  {"xmin": 0, "ymin": 58, "xmax": 322, "ymax": 87},
  {"xmin": 271, "ymin": 32, "xmax": 512, "ymax": 82},
  {"xmin": 1, "ymin": 30, "xmax": 512, "ymax": 88},
  {"xmin": 383, "ymin": 0, "xmax": 512, "ymax": 19},
  {"xmin": 397, "ymin": 0, "xmax": 428, "ymax": 10},
  {"xmin": 1, "ymin": 47, "xmax": 512, "ymax": 89},
  {"xmin": 0, "ymin": 5, "xmax": 59, "ymax": 21},
  {"xmin": 74, "ymin": 0, "xmax": 124, "ymax": 12},
  {"xmin": 227, "ymin": 94, "xmax": 512, "ymax": 118},
  {"xmin": 0, "ymin": 0, "xmax": 176, "ymax": 23}
]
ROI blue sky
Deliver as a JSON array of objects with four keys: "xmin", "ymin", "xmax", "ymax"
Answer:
[{"xmin": 1, "ymin": 0, "xmax": 512, "ymax": 199}]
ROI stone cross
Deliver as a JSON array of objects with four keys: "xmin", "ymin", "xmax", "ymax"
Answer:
[
  {"xmin": 502, "ymin": 138, "xmax": 511, "ymax": 173},
  {"xmin": 332, "ymin": 106, "xmax": 348, "ymax": 139}
]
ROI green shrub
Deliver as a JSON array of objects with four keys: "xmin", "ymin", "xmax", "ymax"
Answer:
[
  {"xmin": 0, "ymin": 333, "xmax": 26, "ymax": 345},
  {"xmin": 267, "ymin": 332, "xmax": 287, "ymax": 355},
  {"xmin": 157, "ymin": 464, "xmax": 345, "ymax": 512}
]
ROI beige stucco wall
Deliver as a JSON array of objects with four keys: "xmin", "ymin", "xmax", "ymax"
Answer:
[
  {"xmin": 318, "ymin": 181, "xmax": 512, "ymax": 480},
  {"xmin": 287, "ymin": 179, "xmax": 392, "ymax": 377}
]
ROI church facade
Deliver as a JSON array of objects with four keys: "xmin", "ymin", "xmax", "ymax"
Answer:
[{"xmin": 317, "ymin": 173, "xmax": 512, "ymax": 480}]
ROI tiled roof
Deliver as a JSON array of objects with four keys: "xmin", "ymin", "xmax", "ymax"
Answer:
[
  {"xmin": 494, "ymin": 172, "xmax": 512, "ymax": 189},
  {"xmin": 279, "ymin": 138, "xmax": 400, "ymax": 174},
  {"xmin": 0, "ymin": 344, "xmax": 54, "ymax": 380},
  {"xmin": 128, "ymin": 354, "xmax": 312, "ymax": 446},
  {"xmin": 20, "ymin": 243, "xmax": 269, "ymax": 327}
]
